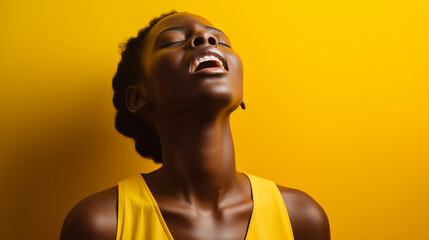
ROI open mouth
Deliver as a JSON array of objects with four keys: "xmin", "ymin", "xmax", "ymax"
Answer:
[
  {"xmin": 194, "ymin": 57, "xmax": 223, "ymax": 72},
  {"xmin": 189, "ymin": 49, "xmax": 229, "ymax": 73},
  {"xmin": 196, "ymin": 61, "xmax": 220, "ymax": 71}
]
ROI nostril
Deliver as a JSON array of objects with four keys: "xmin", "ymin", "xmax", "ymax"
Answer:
[
  {"xmin": 208, "ymin": 37, "xmax": 216, "ymax": 45},
  {"xmin": 193, "ymin": 37, "xmax": 203, "ymax": 46}
]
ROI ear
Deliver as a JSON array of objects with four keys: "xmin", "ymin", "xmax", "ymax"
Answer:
[{"xmin": 125, "ymin": 85, "xmax": 149, "ymax": 114}]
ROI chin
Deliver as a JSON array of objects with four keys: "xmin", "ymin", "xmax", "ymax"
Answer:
[{"xmin": 198, "ymin": 88, "xmax": 242, "ymax": 114}]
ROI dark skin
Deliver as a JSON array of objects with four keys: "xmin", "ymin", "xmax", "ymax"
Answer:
[{"xmin": 60, "ymin": 13, "xmax": 330, "ymax": 240}]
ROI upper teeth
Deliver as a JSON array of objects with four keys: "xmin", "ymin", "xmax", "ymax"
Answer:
[{"xmin": 192, "ymin": 55, "xmax": 224, "ymax": 72}]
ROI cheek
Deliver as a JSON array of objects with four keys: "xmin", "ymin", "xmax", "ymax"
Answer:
[
  {"xmin": 228, "ymin": 53, "xmax": 244, "ymax": 94},
  {"xmin": 145, "ymin": 50, "xmax": 183, "ymax": 83},
  {"xmin": 142, "ymin": 50, "xmax": 187, "ymax": 108}
]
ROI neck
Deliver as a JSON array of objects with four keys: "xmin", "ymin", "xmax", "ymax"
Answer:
[{"xmin": 153, "ymin": 111, "xmax": 239, "ymax": 209}]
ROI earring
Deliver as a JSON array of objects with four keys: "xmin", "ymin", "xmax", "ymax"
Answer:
[{"xmin": 240, "ymin": 101, "xmax": 246, "ymax": 110}]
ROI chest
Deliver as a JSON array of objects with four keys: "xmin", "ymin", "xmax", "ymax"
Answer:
[{"xmin": 158, "ymin": 200, "xmax": 253, "ymax": 240}]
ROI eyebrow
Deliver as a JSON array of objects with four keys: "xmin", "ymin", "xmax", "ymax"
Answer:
[{"xmin": 156, "ymin": 25, "xmax": 226, "ymax": 41}]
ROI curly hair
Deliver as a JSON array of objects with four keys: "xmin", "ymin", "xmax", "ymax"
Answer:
[{"xmin": 112, "ymin": 10, "xmax": 178, "ymax": 163}]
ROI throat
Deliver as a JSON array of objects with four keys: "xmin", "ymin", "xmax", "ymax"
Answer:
[
  {"xmin": 159, "ymin": 118, "xmax": 236, "ymax": 181},
  {"xmin": 153, "ymin": 173, "xmax": 254, "ymax": 240}
]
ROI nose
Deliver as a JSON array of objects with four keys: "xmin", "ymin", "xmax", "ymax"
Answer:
[{"xmin": 190, "ymin": 30, "xmax": 218, "ymax": 48}]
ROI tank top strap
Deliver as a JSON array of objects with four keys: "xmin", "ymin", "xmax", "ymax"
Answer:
[
  {"xmin": 116, "ymin": 175, "xmax": 173, "ymax": 240},
  {"xmin": 244, "ymin": 173, "xmax": 295, "ymax": 240}
]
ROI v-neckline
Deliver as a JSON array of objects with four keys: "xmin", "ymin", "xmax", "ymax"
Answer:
[{"xmin": 138, "ymin": 172, "xmax": 255, "ymax": 240}]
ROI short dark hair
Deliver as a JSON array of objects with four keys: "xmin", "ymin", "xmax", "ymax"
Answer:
[{"xmin": 112, "ymin": 10, "xmax": 178, "ymax": 163}]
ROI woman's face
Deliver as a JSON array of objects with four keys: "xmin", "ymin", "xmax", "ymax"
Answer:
[{"xmin": 139, "ymin": 12, "xmax": 243, "ymax": 116}]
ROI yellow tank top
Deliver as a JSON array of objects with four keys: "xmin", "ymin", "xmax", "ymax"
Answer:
[{"xmin": 116, "ymin": 173, "xmax": 294, "ymax": 240}]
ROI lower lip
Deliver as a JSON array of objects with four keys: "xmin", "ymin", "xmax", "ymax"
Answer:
[{"xmin": 192, "ymin": 67, "xmax": 227, "ymax": 75}]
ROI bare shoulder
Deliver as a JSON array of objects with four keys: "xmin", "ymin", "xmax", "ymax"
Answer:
[
  {"xmin": 277, "ymin": 185, "xmax": 330, "ymax": 240},
  {"xmin": 60, "ymin": 186, "xmax": 118, "ymax": 240}
]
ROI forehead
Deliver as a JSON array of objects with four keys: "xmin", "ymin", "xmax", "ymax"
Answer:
[{"xmin": 147, "ymin": 13, "xmax": 214, "ymax": 39}]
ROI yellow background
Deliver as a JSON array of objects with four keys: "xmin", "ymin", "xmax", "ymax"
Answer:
[{"xmin": 1, "ymin": 0, "xmax": 428, "ymax": 239}]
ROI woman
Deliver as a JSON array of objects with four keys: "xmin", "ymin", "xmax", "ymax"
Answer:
[{"xmin": 60, "ymin": 11, "xmax": 330, "ymax": 240}]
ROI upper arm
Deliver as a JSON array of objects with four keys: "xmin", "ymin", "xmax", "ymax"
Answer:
[
  {"xmin": 60, "ymin": 186, "xmax": 118, "ymax": 240},
  {"xmin": 277, "ymin": 186, "xmax": 330, "ymax": 240}
]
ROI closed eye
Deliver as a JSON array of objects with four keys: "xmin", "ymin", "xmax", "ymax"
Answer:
[
  {"xmin": 219, "ymin": 42, "xmax": 231, "ymax": 48},
  {"xmin": 160, "ymin": 41, "xmax": 185, "ymax": 48},
  {"xmin": 161, "ymin": 41, "xmax": 230, "ymax": 48}
]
